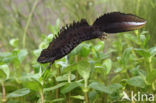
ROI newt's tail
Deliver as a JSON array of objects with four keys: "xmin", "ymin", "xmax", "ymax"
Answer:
[{"xmin": 93, "ymin": 12, "xmax": 146, "ymax": 33}]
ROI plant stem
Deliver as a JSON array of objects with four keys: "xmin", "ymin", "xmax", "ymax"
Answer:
[
  {"xmin": 67, "ymin": 92, "xmax": 71, "ymax": 103},
  {"xmin": 56, "ymin": 67, "xmax": 60, "ymax": 99},
  {"xmin": 84, "ymin": 79, "xmax": 89, "ymax": 103},
  {"xmin": 152, "ymin": 82, "xmax": 156, "ymax": 91},
  {"xmin": 68, "ymin": 72, "xmax": 71, "ymax": 83},
  {"xmin": 136, "ymin": 0, "xmax": 141, "ymax": 15},
  {"xmin": 84, "ymin": 92, "xmax": 89, "ymax": 103},
  {"xmin": 1, "ymin": 82, "xmax": 6, "ymax": 103},
  {"xmin": 84, "ymin": 79, "xmax": 88, "ymax": 89},
  {"xmin": 56, "ymin": 88, "xmax": 59, "ymax": 99},
  {"xmin": 149, "ymin": 57, "xmax": 155, "ymax": 90},
  {"xmin": 148, "ymin": 57, "xmax": 153, "ymax": 72},
  {"xmin": 40, "ymin": 90, "xmax": 44, "ymax": 103},
  {"xmin": 75, "ymin": 56, "xmax": 79, "ymax": 80},
  {"xmin": 67, "ymin": 72, "xmax": 71, "ymax": 103},
  {"xmin": 22, "ymin": 0, "xmax": 39, "ymax": 48}
]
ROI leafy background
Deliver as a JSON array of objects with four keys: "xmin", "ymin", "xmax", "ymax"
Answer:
[{"xmin": 0, "ymin": 0, "xmax": 156, "ymax": 103}]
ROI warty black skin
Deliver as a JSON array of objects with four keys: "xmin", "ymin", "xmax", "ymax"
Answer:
[{"xmin": 37, "ymin": 12, "xmax": 146, "ymax": 64}]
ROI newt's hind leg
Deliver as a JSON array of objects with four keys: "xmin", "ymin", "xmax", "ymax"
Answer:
[{"xmin": 99, "ymin": 32, "xmax": 108, "ymax": 40}]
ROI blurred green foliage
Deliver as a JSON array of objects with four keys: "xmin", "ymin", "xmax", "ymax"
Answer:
[{"xmin": 0, "ymin": 0, "xmax": 156, "ymax": 103}]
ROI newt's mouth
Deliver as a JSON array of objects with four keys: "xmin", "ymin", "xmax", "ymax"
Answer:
[{"xmin": 37, "ymin": 56, "xmax": 55, "ymax": 64}]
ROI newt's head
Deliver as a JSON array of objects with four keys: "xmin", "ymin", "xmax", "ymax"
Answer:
[{"xmin": 37, "ymin": 49, "xmax": 55, "ymax": 63}]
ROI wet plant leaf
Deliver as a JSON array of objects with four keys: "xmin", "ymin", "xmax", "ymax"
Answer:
[
  {"xmin": 121, "ymin": 47, "xmax": 132, "ymax": 65},
  {"xmin": 134, "ymin": 48, "xmax": 150, "ymax": 58},
  {"xmin": 79, "ymin": 43, "xmax": 91, "ymax": 57},
  {"xmin": 103, "ymin": 59, "xmax": 112, "ymax": 75},
  {"xmin": 9, "ymin": 38, "xmax": 19, "ymax": 48},
  {"xmin": 71, "ymin": 95, "xmax": 84, "ymax": 100},
  {"xmin": 56, "ymin": 73, "xmax": 76, "ymax": 82},
  {"xmin": 89, "ymin": 82, "xmax": 123, "ymax": 94},
  {"xmin": 0, "ymin": 64, "xmax": 9, "ymax": 82},
  {"xmin": 89, "ymin": 82, "xmax": 111, "ymax": 94},
  {"xmin": 22, "ymin": 78, "xmax": 42, "ymax": 91},
  {"xmin": 7, "ymin": 88, "xmax": 30, "ymax": 98},
  {"xmin": 0, "ymin": 69, "xmax": 6, "ymax": 82},
  {"xmin": 77, "ymin": 61, "xmax": 91, "ymax": 80},
  {"xmin": 149, "ymin": 46, "xmax": 156, "ymax": 57},
  {"xmin": 50, "ymin": 98, "xmax": 65, "ymax": 103},
  {"xmin": 44, "ymin": 82, "xmax": 67, "ymax": 92},
  {"xmin": 61, "ymin": 82, "xmax": 81, "ymax": 94},
  {"xmin": 127, "ymin": 76, "xmax": 145, "ymax": 88},
  {"xmin": 146, "ymin": 69, "xmax": 156, "ymax": 84},
  {"xmin": 17, "ymin": 49, "xmax": 28, "ymax": 63}
]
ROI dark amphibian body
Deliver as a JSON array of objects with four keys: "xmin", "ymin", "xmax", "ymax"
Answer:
[{"xmin": 37, "ymin": 12, "xmax": 146, "ymax": 64}]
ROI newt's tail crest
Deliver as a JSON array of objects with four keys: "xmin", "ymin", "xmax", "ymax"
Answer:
[{"xmin": 93, "ymin": 12, "xmax": 146, "ymax": 33}]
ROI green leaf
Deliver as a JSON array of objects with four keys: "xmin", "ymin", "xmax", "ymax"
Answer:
[
  {"xmin": 0, "ymin": 64, "xmax": 9, "ymax": 82},
  {"xmin": 94, "ymin": 41, "xmax": 105, "ymax": 51},
  {"xmin": 22, "ymin": 78, "xmax": 42, "ymax": 91},
  {"xmin": 146, "ymin": 69, "xmax": 156, "ymax": 83},
  {"xmin": 33, "ymin": 49, "xmax": 42, "ymax": 57},
  {"xmin": 140, "ymin": 34, "xmax": 146, "ymax": 44},
  {"xmin": 89, "ymin": 82, "xmax": 111, "ymax": 94},
  {"xmin": 89, "ymin": 82, "xmax": 122, "ymax": 94},
  {"xmin": 9, "ymin": 38, "xmax": 19, "ymax": 48},
  {"xmin": 127, "ymin": 76, "xmax": 145, "ymax": 88},
  {"xmin": 39, "ymin": 42, "xmax": 48, "ymax": 49},
  {"xmin": 124, "ymin": 33, "xmax": 138, "ymax": 44},
  {"xmin": 47, "ymin": 34, "xmax": 54, "ymax": 42},
  {"xmin": 71, "ymin": 95, "xmax": 84, "ymax": 100},
  {"xmin": 103, "ymin": 59, "xmax": 112, "ymax": 75},
  {"xmin": 108, "ymin": 83, "xmax": 123, "ymax": 92},
  {"xmin": 89, "ymin": 90, "xmax": 97, "ymax": 101},
  {"xmin": 0, "ymin": 52, "xmax": 12, "ymax": 58},
  {"xmin": 17, "ymin": 49, "xmax": 28, "ymax": 63},
  {"xmin": 7, "ymin": 88, "xmax": 30, "ymax": 98},
  {"xmin": 99, "ymin": 50, "xmax": 113, "ymax": 60},
  {"xmin": 55, "ymin": 57, "xmax": 68, "ymax": 67},
  {"xmin": 20, "ymin": 72, "xmax": 41, "ymax": 81},
  {"xmin": 70, "ymin": 43, "xmax": 84, "ymax": 56},
  {"xmin": 0, "ymin": 52, "xmax": 15, "ymax": 63},
  {"xmin": 79, "ymin": 43, "xmax": 90, "ymax": 57},
  {"xmin": 56, "ymin": 74, "xmax": 76, "ymax": 82},
  {"xmin": 134, "ymin": 48, "xmax": 150, "ymax": 58},
  {"xmin": 61, "ymin": 82, "xmax": 81, "ymax": 94},
  {"xmin": 149, "ymin": 46, "xmax": 156, "ymax": 57},
  {"xmin": 41, "ymin": 68, "xmax": 53, "ymax": 80},
  {"xmin": 48, "ymin": 19, "xmax": 60, "ymax": 35},
  {"xmin": 77, "ymin": 61, "xmax": 91, "ymax": 80},
  {"xmin": 44, "ymin": 82, "xmax": 67, "ymax": 92},
  {"xmin": 121, "ymin": 48, "xmax": 132, "ymax": 65},
  {"xmin": 0, "ymin": 69, "xmax": 6, "ymax": 82},
  {"xmin": 50, "ymin": 98, "xmax": 65, "ymax": 103},
  {"xmin": 63, "ymin": 64, "xmax": 77, "ymax": 73},
  {"xmin": 56, "ymin": 18, "xmax": 60, "ymax": 27}
]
